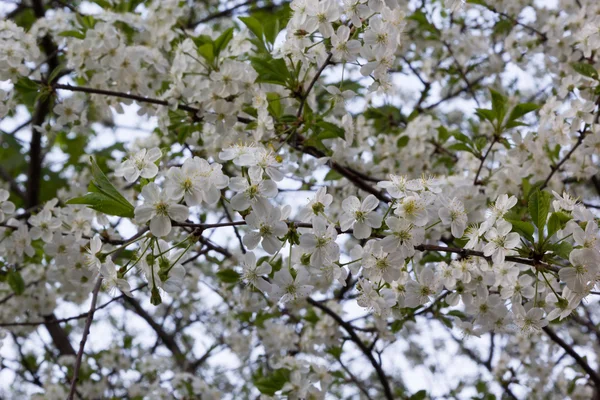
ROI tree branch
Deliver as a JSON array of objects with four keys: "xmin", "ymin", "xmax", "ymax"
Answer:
[
  {"xmin": 307, "ymin": 298, "xmax": 394, "ymax": 400},
  {"xmin": 51, "ymin": 83, "xmax": 252, "ymax": 124},
  {"xmin": 123, "ymin": 296, "xmax": 187, "ymax": 368},
  {"xmin": 540, "ymin": 132, "xmax": 587, "ymax": 190},
  {"xmin": 67, "ymin": 276, "xmax": 103, "ymax": 400},
  {"xmin": 543, "ymin": 326, "xmax": 600, "ymax": 388}
]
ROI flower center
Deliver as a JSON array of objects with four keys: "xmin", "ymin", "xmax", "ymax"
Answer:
[
  {"xmin": 155, "ymin": 202, "xmax": 169, "ymax": 216},
  {"xmin": 259, "ymin": 225, "xmax": 272, "ymax": 236}
]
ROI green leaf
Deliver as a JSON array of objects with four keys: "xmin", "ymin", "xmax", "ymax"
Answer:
[
  {"xmin": 503, "ymin": 120, "xmax": 529, "ymax": 129},
  {"xmin": 214, "ymin": 27, "xmax": 234, "ymax": 57},
  {"xmin": 254, "ymin": 368, "xmax": 291, "ymax": 396},
  {"xmin": 397, "ymin": 135, "xmax": 409, "ymax": 148},
  {"xmin": 47, "ymin": 63, "xmax": 66, "ymax": 83},
  {"xmin": 254, "ymin": 311, "xmax": 278, "ymax": 328},
  {"xmin": 90, "ymin": 0, "xmax": 113, "ymax": 8},
  {"xmin": 326, "ymin": 346, "xmax": 343, "ymax": 359},
  {"xmin": 452, "ymin": 131, "xmax": 472, "ymax": 144},
  {"xmin": 528, "ymin": 190, "xmax": 552, "ymax": 233},
  {"xmin": 315, "ymin": 120, "xmax": 345, "ymax": 139},
  {"xmin": 506, "ymin": 219, "xmax": 535, "ymax": 242},
  {"xmin": 571, "ymin": 62, "xmax": 599, "ymax": 80},
  {"xmin": 409, "ymin": 390, "xmax": 428, "ymax": 400},
  {"xmin": 66, "ymin": 157, "xmax": 135, "ymax": 218},
  {"xmin": 216, "ymin": 268, "xmax": 240, "ymax": 283},
  {"xmin": 239, "ymin": 16, "xmax": 265, "ymax": 48},
  {"xmin": 7, "ymin": 270, "xmax": 25, "ymax": 295},
  {"xmin": 266, "ymin": 92, "xmax": 283, "ymax": 117},
  {"xmin": 508, "ymin": 103, "xmax": 539, "ymax": 122},
  {"xmin": 547, "ymin": 212, "xmax": 572, "ymax": 238},
  {"xmin": 58, "ymin": 30, "xmax": 86, "ymax": 40},
  {"xmin": 446, "ymin": 310, "xmax": 466, "ymax": 319},
  {"xmin": 447, "ymin": 143, "xmax": 475, "ymax": 154},
  {"xmin": 474, "ymin": 136, "xmax": 487, "ymax": 151},
  {"xmin": 324, "ymin": 170, "xmax": 343, "ymax": 181},
  {"xmin": 250, "ymin": 56, "xmax": 291, "ymax": 87},
  {"xmin": 437, "ymin": 126, "xmax": 451, "ymax": 143},
  {"xmin": 14, "ymin": 77, "xmax": 39, "ymax": 93},
  {"xmin": 439, "ymin": 315, "xmax": 453, "ymax": 328},
  {"xmin": 548, "ymin": 241, "xmax": 573, "ymax": 259},
  {"xmin": 489, "ymin": 88, "xmax": 508, "ymax": 122},
  {"xmin": 197, "ymin": 43, "xmax": 215, "ymax": 64},
  {"xmin": 67, "ymin": 192, "xmax": 134, "ymax": 217},
  {"xmin": 493, "ymin": 19, "xmax": 513, "ymax": 36},
  {"xmin": 75, "ymin": 14, "xmax": 97, "ymax": 30},
  {"xmin": 475, "ymin": 108, "xmax": 496, "ymax": 124}
]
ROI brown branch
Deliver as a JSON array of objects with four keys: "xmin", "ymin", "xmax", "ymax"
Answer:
[
  {"xmin": 474, "ymin": 136, "xmax": 498, "ymax": 185},
  {"xmin": 297, "ymin": 53, "xmax": 333, "ymax": 118},
  {"xmin": 336, "ymin": 351, "xmax": 375, "ymax": 400},
  {"xmin": 0, "ymin": 166, "xmax": 26, "ymax": 200},
  {"xmin": 174, "ymin": 220, "xmax": 560, "ymax": 272},
  {"xmin": 481, "ymin": 4, "xmax": 548, "ymax": 41},
  {"xmin": 2, "ymin": 117, "xmax": 33, "ymax": 136},
  {"xmin": 51, "ymin": 83, "xmax": 252, "ymax": 124},
  {"xmin": 29, "ymin": 0, "xmax": 79, "ymax": 359},
  {"xmin": 290, "ymin": 138, "xmax": 390, "ymax": 201},
  {"xmin": 307, "ymin": 298, "xmax": 394, "ymax": 400},
  {"xmin": 441, "ymin": 40, "xmax": 481, "ymax": 107},
  {"xmin": 449, "ymin": 332, "xmax": 518, "ymax": 399},
  {"xmin": 67, "ymin": 276, "xmax": 103, "ymax": 400},
  {"xmin": 11, "ymin": 333, "xmax": 44, "ymax": 387},
  {"xmin": 186, "ymin": 341, "xmax": 223, "ymax": 372},
  {"xmin": 0, "ymin": 285, "xmax": 146, "ymax": 327},
  {"xmin": 123, "ymin": 296, "xmax": 187, "ymax": 368},
  {"xmin": 540, "ymin": 132, "xmax": 586, "ymax": 190},
  {"xmin": 28, "ymin": 0, "xmax": 60, "ymax": 209},
  {"xmin": 220, "ymin": 198, "xmax": 246, "ymax": 253},
  {"xmin": 543, "ymin": 326, "xmax": 600, "ymax": 388},
  {"xmin": 424, "ymin": 75, "xmax": 485, "ymax": 110},
  {"xmin": 189, "ymin": 0, "xmax": 280, "ymax": 27}
]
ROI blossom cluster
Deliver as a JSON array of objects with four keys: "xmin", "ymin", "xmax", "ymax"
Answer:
[{"xmin": 1, "ymin": 0, "xmax": 600, "ymax": 398}]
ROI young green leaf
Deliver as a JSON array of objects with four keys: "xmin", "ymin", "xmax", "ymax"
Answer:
[
  {"xmin": 216, "ymin": 269, "xmax": 241, "ymax": 283},
  {"xmin": 67, "ymin": 157, "xmax": 135, "ymax": 218},
  {"xmin": 570, "ymin": 62, "xmax": 599, "ymax": 80},
  {"xmin": 508, "ymin": 103, "xmax": 539, "ymax": 122},
  {"xmin": 489, "ymin": 88, "xmax": 508, "ymax": 122},
  {"xmin": 547, "ymin": 211, "xmax": 572, "ymax": 238},
  {"xmin": 506, "ymin": 219, "xmax": 535, "ymax": 242},
  {"xmin": 254, "ymin": 368, "xmax": 291, "ymax": 396},
  {"xmin": 7, "ymin": 270, "xmax": 25, "ymax": 295},
  {"xmin": 528, "ymin": 190, "xmax": 552, "ymax": 233},
  {"xmin": 213, "ymin": 27, "xmax": 234, "ymax": 58}
]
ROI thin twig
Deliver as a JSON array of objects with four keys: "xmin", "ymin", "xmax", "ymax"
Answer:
[
  {"xmin": 543, "ymin": 326, "xmax": 600, "ymax": 388},
  {"xmin": 67, "ymin": 277, "xmax": 103, "ymax": 400},
  {"xmin": 0, "ymin": 285, "xmax": 146, "ymax": 327},
  {"xmin": 50, "ymin": 83, "xmax": 252, "ymax": 124},
  {"xmin": 297, "ymin": 53, "xmax": 333, "ymax": 118},
  {"xmin": 307, "ymin": 298, "xmax": 394, "ymax": 400}
]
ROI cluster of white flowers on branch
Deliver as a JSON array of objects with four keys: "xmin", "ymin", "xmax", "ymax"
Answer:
[{"xmin": 1, "ymin": 0, "xmax": 600, "ymax": 398}]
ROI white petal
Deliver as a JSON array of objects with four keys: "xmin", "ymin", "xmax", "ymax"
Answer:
[
  {"xmin": 168, "ymin": 204, "xmax": 189, "ymax": 222},
  {"xmin": 361, "ymin": 195, "xmax": 379, "ymax": 212},
  {"xmin": 150, "ymin": 215, "xmax": 171, "ymax": 237},
  {"xmin": 353, "ymin": 222, "xmax": 371, "ymax": 239},
  {"xmin": 243, "ymin": 232, "xmax": 261, "ymax": 250},
  {"xmin": 141, "ymin": 183, "xmax": 161, "ymax": 202},
  {"xmin": 134, "ymin": 205, "xmax": 155, "ymax": 223}
]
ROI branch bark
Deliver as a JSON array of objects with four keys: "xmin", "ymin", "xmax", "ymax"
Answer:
[
  {"xmin": 307, "ymin": 298, "xmax": 394, "ymax": 400},
  {"xmin": 543, "ymin": 326, "xmax": 600, "ymax": 388},
  {"xmin": 67, "ymin": 277, "xmax": 103, "ymax": 400}
]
